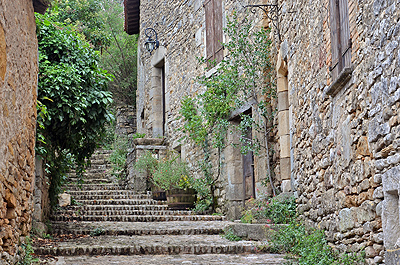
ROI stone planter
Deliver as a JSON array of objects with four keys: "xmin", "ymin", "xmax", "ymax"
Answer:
[
  {"xmin": 133, "ymin": 138, "xmax": 164, "ymax": 146},
  {"xmin": 166, "ymin": 188, "xmax": 196, "ymax": 210},
  {"xmin": 152, "ymin": 189, "xmax": 167, "ymax": 201}
]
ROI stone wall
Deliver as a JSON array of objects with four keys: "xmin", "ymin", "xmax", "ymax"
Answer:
[
  {"xmin": 279, "ymin": 0, "xmax": 400, "ymax": 263},
  {"xmin": 0, "ymin": 0, "xmax": 40, "ymax": 263},
  {"xmin": 136, "ymin": 0, "xmax": 280, "ymax": 219}
]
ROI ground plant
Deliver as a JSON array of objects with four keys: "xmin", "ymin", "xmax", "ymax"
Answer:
[
  {"xmin": 180, "ymin": 11, "xmax": 276, "ymax": 212},
  {"xmin": 241, "ymin": 196, "xmax": 297, "ymax": 224},
  {"xmin": 270, "ymin": 222, "xmax": 366, "ymax": 265}
]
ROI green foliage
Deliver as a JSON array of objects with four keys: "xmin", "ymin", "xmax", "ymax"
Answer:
[
  {"xmin": 135, "ymin": 152, "xmax": 192, "ymax": 191},
  {"xmin": 90, "ymin": 227, "xmax": 105, "ymax": 236},
  {"xmin": 180, "ymin": 11, "xmax": 274, "ymax": 151},
  {"xmin": 270, "ymin": 222, "xmax": 366, "ymax": 265},
  {"xmin": 180, "ymin": 12, "xmax": 275, "ymax": 213},
  {"xmin": 241, "ymin": 196, "xmax": 297, "ymax": 224},
  {"xmin": 108, "ymin": 135, "xmax": 129, "ymax": 178},
  {"xmin": 49, "ymin": 0, "xmax": 110, "ymax": 50},
  {"xmin": 36, "ymin": 13, "xmax": 113, "ymax": 207},
  {"xmin": 17, "ymin": 237, "xmax": 39, "ymax": 265},
  {"xmin": 132, "ymin": 132, "xmax": 146, "ymax": 139},
  {"xmin": 98, "ymin": 0, "xmax": 138, "ymax": 106},
  {"xmin": 221, "ymin": 227, "xmax": 242, "ymax": 242}
]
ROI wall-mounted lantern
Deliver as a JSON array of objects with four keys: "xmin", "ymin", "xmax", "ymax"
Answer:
[{"xmin": 144, "ymin": 28, "xmax": 159, "ymax": 54}]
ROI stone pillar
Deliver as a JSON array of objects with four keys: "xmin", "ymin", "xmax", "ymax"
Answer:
[
  {"xmin": 125, "ymin": 138, "xmax": 167, "ymax": 193},
  {"xmin": 225, "ymin": 125, "xmax": 244, "ymax": 220},
  {"xmin": 32, "ymin": 156, "xmax": 50, "ymax": 235},
  {"xmin": 276, "ymin": 50, "xmax": 291, "ymax": 192}
]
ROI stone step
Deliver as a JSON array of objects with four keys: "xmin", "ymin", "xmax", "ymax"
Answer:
[
  {"xmin": 54, "ymin": 209, "xmax": 193, "ymax": 217},
  {"xmin": 67, "ymin": 178, "xmax": 114, "ymax": 185},
  {"xmin": 63, "ymin": 184, "xmax": 128, "ymax": 191},
  {"xmin": 72, "ymin": 199, "xmax": 165, "ymax": 206},
  {"xmin": 57, "ymin": 204, "xmax": 169, "ymax": 211},
  {"xmin": 51, "ymin": 214, "xmax": 226, "ymax": 222},
  {"xmin": 67, "ymin": 190, "xmax": 145, "ymax": 197},
  {"xmin": 33, "ymin": 235, "xmax": 260, "ymax": 256},
  {"xmin": 50, "ymin": 221, "xmax": 231, "ymax": 236},
  {"xmin": 70, "ymin": 194, "xmax": 152, "ymax": 200},
  {"xmin": 38, "ymin": 254, "xmax": 286, "ymax": 265}
]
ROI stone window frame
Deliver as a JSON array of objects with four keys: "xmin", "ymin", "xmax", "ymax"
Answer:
[
  {"xmin": 326, "ymin": 0, "xmax": 353, "ymax": 96},
  {"xmin": 204, "ymin": 0, "xmax": 224, "ymax": 68}
]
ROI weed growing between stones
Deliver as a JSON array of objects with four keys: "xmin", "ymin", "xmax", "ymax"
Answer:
[
  {"xmin": 90, "ymin": 228, "xmax": 105, "ymax": 237},
  {"xmin": 17, "ymin": 237, "xmax": 38, "ymax": 265},
  {"xmin": 241, "ymin": 196, "xmax": 297, "ymax": 224},
  {"xmin": 221, "ymin": 227, "xmax": 242, "ymax": 242},
  {"xmin": 268, "ymin": 222, "xmax": 366, "ymax": 265}
]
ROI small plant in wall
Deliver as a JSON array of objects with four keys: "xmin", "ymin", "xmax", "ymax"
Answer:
[{"xmin": 180, "ymin": 11, "xmax": 276, "ymax": 211}]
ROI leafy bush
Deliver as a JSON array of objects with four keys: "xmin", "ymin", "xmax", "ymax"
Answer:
[
  {"xmin": 241, "ymin": 196, "xmax": 297, "ymax": 224},
  {"xmin": 36, "ymin": 13, "xmax": 113, "ymax": 207},
  {"xmin": 108, "ymin": 135, "xmax": 129, "ymax": 178},
  {"xmin": 270, "ymin": 222, "xmax": 366, "ymax": 265},
  {"xmin": 221, "ymin": 227, "xmax": 242, "ymax": 242},
  {"xmin": 18, "ymin": 237, "xmax": 38, "ymax": 265}
]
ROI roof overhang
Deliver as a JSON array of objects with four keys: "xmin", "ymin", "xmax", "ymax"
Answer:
[
  {"xmin": 33, "ymin": 0, "xmax": 49, "ymax": 14},
  {"xmin": 124, "ymin": 0, "xmax": 140, "ymax": 35}
]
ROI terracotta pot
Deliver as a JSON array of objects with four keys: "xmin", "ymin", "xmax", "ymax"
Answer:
[{"xmin": 166, "ymin": 188, "xmax": 196, "ymax": 210}]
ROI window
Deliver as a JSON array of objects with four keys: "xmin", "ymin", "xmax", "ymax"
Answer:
[
  {"xmin": 328, "ymin": 0, "xmax": 352, "ymax": 95},
  {"xmin": 204, "ymin": 0, "xmax": 223, "ymax": 67}
]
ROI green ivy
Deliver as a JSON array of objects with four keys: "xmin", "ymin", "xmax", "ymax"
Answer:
[
  {"xmin": 180, "ymin": 11, "xmax": 276, "ymax": 212},
  {"xmin": 36, "ymin": 13, "xmax": 114, "ymax": 207}
]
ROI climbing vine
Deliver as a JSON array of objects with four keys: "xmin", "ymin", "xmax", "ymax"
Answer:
[
  {"xmin": 180, "ymin": 12, "xmax": 276, "ymax": 211},
  {"xmin": 36, "ymin": 13, "xmax": 114, "ymax": 207}
]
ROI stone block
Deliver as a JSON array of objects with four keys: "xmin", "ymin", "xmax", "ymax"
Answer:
[
  {"xmin": 339, "ymin": 208, "xmax": 356, "ymax": 232},
  {"xmin": 58, "ymin": 193, "xmax": 71, "ymax": 207},
  {"xmin": 278, "ymin": 91, "xmax": 289, "ymax": 111},
  {"xmin": 228, "ymin": 223, "xmax": 285, "ymax": 241},
  {"xmin": 278, "ymin": 111, "xmax": 290, "ymax": 136},
  {"xmin": 281, "ymin": 180, "xmax": 292, "ymax": 193},
  {"xmin": 280, "ymin": 135, "xmax": 290, "ymax": 158}
]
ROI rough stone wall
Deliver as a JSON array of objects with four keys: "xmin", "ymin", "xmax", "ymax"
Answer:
[
  {"xmin": 0, "ymin": 0, "xmax": 39, "ymax": 263},
  {"xmin": 279, "ymin": 0, "xmax": 400, "ymax": 263},
  {"xmin": 115, "ymin": 105, "xmax": 136, "ymax": 137},
  {"xmin": 136, "ymin": 0, "xmax": 279, "ymax": 218}
]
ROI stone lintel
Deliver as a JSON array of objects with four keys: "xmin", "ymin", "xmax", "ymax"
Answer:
[{"xmin": 136, "ymin": 145, "xmax": 167, "ymax": 150}]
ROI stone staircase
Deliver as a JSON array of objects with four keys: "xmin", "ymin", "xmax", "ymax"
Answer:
[{"xmin": 33, "ymin": 149, "xmax": 285, "ymax": 264}]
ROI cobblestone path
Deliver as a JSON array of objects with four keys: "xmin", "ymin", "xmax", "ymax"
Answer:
[{"xmin": 34, "ymin": 150, "xmax": 285, "ymax": 264}]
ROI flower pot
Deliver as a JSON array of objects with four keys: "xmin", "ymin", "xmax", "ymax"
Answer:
[
  {"xmin": 152, "ymin": 189, "xmax": 167, "ymax": 201},
  {"xmin": 166, "ymin": 188, "xmax": 196, "ymax": 210}
]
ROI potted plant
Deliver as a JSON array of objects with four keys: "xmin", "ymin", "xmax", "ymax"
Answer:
[{"xmin": 152, "ymin": 155, "xmax": 196, "ymax": 210}]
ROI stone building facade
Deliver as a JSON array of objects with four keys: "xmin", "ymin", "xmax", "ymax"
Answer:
[
  {"xmin": 125, "ymin": 0, "xmax": 281, "ymax": 219},
  {"xmin": 126, "ymin": 0, "xmax": 400, "ymax": 263},
  {"xmin": 278, "ymin": 0, "xmax": 399, "ymax": 263},
  {"xmin": 0, "ymin": 0, "xmax": 48, "ymax": 264}
]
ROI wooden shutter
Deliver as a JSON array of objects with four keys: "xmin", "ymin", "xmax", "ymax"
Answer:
[
  {"xmin": 329, "ymin": 0, "xmax": 340, "ymax": 79},
  {"xmin": 339, "ymin": 0, "xmax": 351, "ymax": 70},
  {"xmin": 214, "ymin": 0, "xmax": 223, "ymax": 64},
  {"xmin": 205, "ymin": 0, "xmax": 214, "ymax": 65}
]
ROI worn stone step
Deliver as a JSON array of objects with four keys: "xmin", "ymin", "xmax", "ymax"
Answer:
[
  {"xmin": 69, "ymin": 193, "xmax": 150, "ymax": 201},
  {"xmin": 33, "ymin": 235, "xmax": 260, "ymax": 256},
  {"xmin": 67, "ymin": 190, "xmax": 145, "ymax": 197},
  {"xmin": 67, "ymin": 178, "xmax": 114, "ymax": 185},
  {"xmin": 63, "ymin": 184, "xmax": 128, "ymax": 191},
  {"xmin": 72, "ymin": 199, "xmax": 164, "ymax": 206},
  {"xmin": 50, "ymin": 221, "xmax": 231, "ymax": 236},
  {"xmin": 54, "ymin": 209, "xmax": 193, "ymax": 217},
  {"xmin": 57, "ymin": 204, "xmax": 169, "ymax": 212},
  {"xmin": 38, "ymin": 254, "xmax": 286, "ymax": 265},
  {"xmin": 51, "ymin": 214, "xmax": 226, "ymax": 222}
]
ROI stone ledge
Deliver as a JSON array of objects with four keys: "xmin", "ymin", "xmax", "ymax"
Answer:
[
  {"xmin": 228, "ymin": 223, "xmax": 287, "ymax": 241},
  {"xmin": 325, "ymin": 67, "xmax": 353, "ymax": 96},
  {"xmin": 133, "ymin": 138, "xmax": 165, "ymax": 146}
]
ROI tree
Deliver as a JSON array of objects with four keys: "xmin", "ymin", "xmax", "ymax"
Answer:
[
  {"xmin": 98, "ymin": 0, "xmax": 138, "ymax": 106},
  {"xmin": 36, "ymin": 13, "xmax": 113, "ymax": 205}
]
